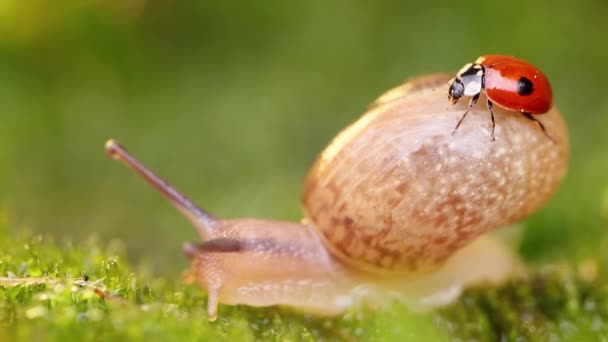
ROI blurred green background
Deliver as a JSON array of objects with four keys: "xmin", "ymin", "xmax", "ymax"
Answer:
[{"xmin": 0, "ymin": 0, "xmax": 606, "ymax": 275}]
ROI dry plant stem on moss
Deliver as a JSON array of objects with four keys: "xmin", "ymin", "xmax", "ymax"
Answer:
[
  {"xmin": 106, "ymin": 73, "xmax": 568, "ymax": 321},
  {"xmin": 0, "ymin": 277, "xmax": 131, "ymax": 306}
]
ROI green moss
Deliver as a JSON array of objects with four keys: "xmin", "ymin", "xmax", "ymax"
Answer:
[
  {"xmin": 1, "ymin": 220, "xmax": 607, "ymax": 341},
  {"xmin": 437, "ymin": 264, "xmax": 608, "ymax": 341}
]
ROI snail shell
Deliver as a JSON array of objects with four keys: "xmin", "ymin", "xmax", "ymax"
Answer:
[{"xmin": 303, "ymin": 73, "xmax": 568, "ymax": 274}]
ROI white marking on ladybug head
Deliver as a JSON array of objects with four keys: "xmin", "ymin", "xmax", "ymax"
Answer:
[
  {"xmin": 463, "ymin": 78, "xmax": 482, "ymax": 96},
  {"xmin": 453, "ymin": 62, "xmax": 485, "ymax": 97}
]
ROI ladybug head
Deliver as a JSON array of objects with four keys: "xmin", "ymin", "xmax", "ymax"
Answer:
[
  {"xmin": 448, "ymin": 63, "xmax": 484, "ymax": 105},
  {"xmin": 447, "ymin": 78, "xmax": 465, "ymax": 104}
]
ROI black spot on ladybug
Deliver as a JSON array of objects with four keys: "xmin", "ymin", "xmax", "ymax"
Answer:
[{"xmin": 517, "ymin": 77, "xmax": 534, "ymax": 96}]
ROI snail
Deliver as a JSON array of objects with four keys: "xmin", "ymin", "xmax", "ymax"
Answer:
[{"xmin": 105, "ymin": 73, "xmax": 568, "ymax": 321}]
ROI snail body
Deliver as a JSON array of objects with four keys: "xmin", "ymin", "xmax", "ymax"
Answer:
[{"xmin": 106, "ymin": 74, "xmax": 568, "ymax": 321}]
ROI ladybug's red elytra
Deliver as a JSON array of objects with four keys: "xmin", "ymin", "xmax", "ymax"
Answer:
[{"xmin": 448, "ymin": 55, "xmax": 554, "ymax": 142}]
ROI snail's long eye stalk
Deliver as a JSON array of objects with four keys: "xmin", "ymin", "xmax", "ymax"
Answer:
[{"xmin": 105, "ymin": 139, "xmax": 217, "ymax": 240}]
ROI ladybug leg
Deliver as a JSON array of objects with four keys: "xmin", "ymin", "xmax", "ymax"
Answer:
[
  {"xmin": 522, "ymin": 113, "xmax": 556, "ymax": 144},
  {"xmin": 487, "ymin": 100, "xmax": 496, "ymax": 141},
  {"xmin": 451, "ymin": 93, "xmax": 479, "ymax": 136}
]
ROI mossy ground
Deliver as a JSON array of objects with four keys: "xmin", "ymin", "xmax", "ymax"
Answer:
[
  {"xmin": 1, "ymin": 219, "xmax": 607, "ymax": 341},
  {"xmin": 0, "ymin": 2, "xmax": 606, "ymax": 341}
]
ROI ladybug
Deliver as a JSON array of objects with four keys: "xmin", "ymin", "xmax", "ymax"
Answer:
[{"xmin": 448, "ymin": 55, "xmax": 554, "ymax": 142}]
